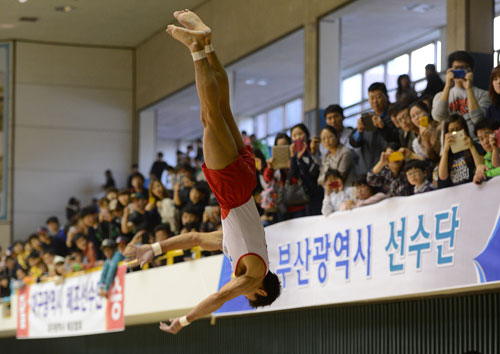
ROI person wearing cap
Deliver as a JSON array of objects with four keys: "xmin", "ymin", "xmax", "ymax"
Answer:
[
  {"xmin": 53, "ymin": 255, "xmax": 67, "ymax": 277},
  {"xmin": 98, "ymin": 238, "xmax": 126, "ymax": 297}
]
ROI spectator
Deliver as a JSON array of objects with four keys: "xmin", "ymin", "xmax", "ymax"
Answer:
[
  {"xmin": 65, "ymin": 196, "xmax": 80, "ymax": 222},
  {"xmin": 396, "ymin": 74, "xmax": 418, "ymax": 105},
  {"xmin": 46, "ymin": 216, "xmax": 62, "ymax": 238},
  {"xmin": 38, "ymin": 226, "xmax": 67, "ymax": 257},
  {"xmin": 409, "ymin": 100, "xmax": 442, "ymax": 162},
  {"xmin": 350, "ymin": 82, "xmax": 399, "ymax": 175},
  {"xmin": 97, "ymin": 197, "xmax": 121, "ymax": 241},
  {"xmin": 289, "ymin": 123, "xmax": 323, "ymax": 216},
  {"xmin": 321, "ymin": 169, "xmax": 354, "ymax": 216},
  {"xmin": 393, "ymin": 103, "xmax": 419, "ymax": 151},
  {"xmin": 126, "ymin": 163, "xmax": 139, "ymax": 189},
  {"xmin": 200, "ymin": 201, "xmax": 222, "ymax": 233},
  {"xmin": 102, "ymin": 169, "xmax": 116, "ymax": 190},
  {"xmin": 40, "ymin": 249, "xmax": 56, "ymax": 276},
  {"xmin": 324, "ymin": 104, "xmax": 356, "ymax": 150},
  {"xmin": 117, "ymin": 188, "xmax": 131, "ymax": 209},
  {"xmin": 149, "ymin": 179, "xmax": 179, "ymax": 234},
  {"xmin": 106, "ymin": 187, "xmax": 118, "ymax": 201},
  {"xmin": 54, "ymin": 255, "xmax": 67, "ymax": 277},
  {"xmin": 68, "ymin": 249, "xmax": 84, "ymax": 272},
  {"xmin": 250, "ymin": 134, "xmax": 270, "ymax": 160},
  {"xmin": 4, "ymin": 256, "xmax": 16, "ymax": 279},
  {"xmin": 403, "ymin": 160, "xmax": 435, "ymax": 194},
  {"xmin": 154, "ymin": 224, "xmax": 172, "ymax": 243},
  {"xmin": 180, "ymin": 206, "xmax": 200, "ymax": 231},
  {"xmin": 28, "ymin": 234, "xmax": 43, "ymax": 253},
  {"xmin": 98, "ymin": 238, "xmax": 125, "ymax": 297},
  {"xmin": 421, "ymin": 64, "xmax": 445, "ymax": 98},
  {"xmin": 487, "ymin": 64, "xmax": 500, "ymax": 122},
  {"xmin": 340, "ymin": 176, "xmax": 386, "ymax": 210},
  {"xmin": 173, "ymin": 163, "xmax": 195, "ymax": 209},
  {"xmin": 473, "ymin": 119, "xmax": 500, "ymax": 184},
  {"xmin": 0, "ymin": 273, "xmax": 11, "ymax": 300},
  {"xmin": 438, "ymin": 114, "xmax": 483, "ymax": 189},
  {"xmin": 73, "ymin": 234, "xmax": 97, "ymax": 270},
  {"xmin": 122, "ymin": 192, "xmax": 160, "ymax": 235},
  {"xmin": 432, "ymin": 51, "xmax": 491, "ymax": 141},
  {"xmin": 310, "ymin": 136, "xmax": 321, "ymax": 165},
  {"xmin": 150, "ymin": 152, "xmax": 170, "ymax": 181},
  {"xmin": 130, "ymin": 172, "xmax": 148, "ymax": 196},
  {"xmin": 241, "ymin": 131, "xmax": 252, "ymax": 146},
  {"xmin": 367, "ymin": 142, "xmax": 413, "ymax": 197},
  {"xmin": 195, "ymin": 139, "xmax": 204, "ymax": 163},
  {"xmin": 318, "ymin": 126, "xmax": 355, "ymax": 188},
  {"xmin": 27, "ymin": 251, "xmax": 43, "ymax": 280}
]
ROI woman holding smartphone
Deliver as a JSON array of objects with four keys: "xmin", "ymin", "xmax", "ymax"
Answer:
[{"xmin": 409, "ymin": 100, "xmax": 441, "ymax": 162}]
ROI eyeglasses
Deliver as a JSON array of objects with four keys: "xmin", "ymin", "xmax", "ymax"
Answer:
[{"xmin": 406, "ymin": 170, "xmax": 422, "ymax": 177}]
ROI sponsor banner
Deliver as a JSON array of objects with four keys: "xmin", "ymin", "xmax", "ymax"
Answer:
[
  {"xmin": 17, "ymin": 265, "xmax": 126, "ymax": 339},
  {"xmin": 215, "ymin": 178, "xmax": 500, "ymax": 316}
]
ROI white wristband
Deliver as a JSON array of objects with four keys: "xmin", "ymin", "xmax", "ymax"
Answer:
[
  {"xmin": 205, "ymin": 44, "xmax": 214, "ymax": 53},
  {"xmin": 191, "ymin": 50, "xmax": 207, "ymax": 61},
  {"xmin": 179, "ymin": 315, "xmax": 190, "ymax": 327},
  {"xmin": 151, "ymin": 242, "xmax": 163, "ymax": 257}
]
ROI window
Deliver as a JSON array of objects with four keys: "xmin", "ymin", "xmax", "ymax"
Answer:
[
  {"xmin": 411, "ymin": 43, "xmax": 435, "ymax": 81},
  {"xmin": 256, "ymin": 113, "xmax": 267, "ymax": 139},
  {"xmin": 341, "ymin": 74, "xmax": 362, "ymax": 107},
  {"xmin": 387, "ymin": 54, "xmax": 409, "ymax": 90},
  {"xmin": 363, "ymin": 65, "xmax": 385, "ymax": 99},
  {"xmin": 238, "ymin": 116, "xmax": 254, "ymax": 135},
  {"xmin": 285, "ymin": 99, "xmax": 302, "ymax": 127},
  {"xmin": 268, "ymin": 106, "xmax": 284, "ymax": 134}
]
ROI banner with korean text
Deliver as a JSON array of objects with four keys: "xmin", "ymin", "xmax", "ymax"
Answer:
[
  {"xmin": 17, "ymin": 265, "xmax": 126, "ymax": 339},
  {"xmin": 215, "ymin": 178, "xmax": 500, "ymax": 316}
]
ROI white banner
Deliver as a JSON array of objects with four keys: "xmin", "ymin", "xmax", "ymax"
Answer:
[
  {"xmin": 17, "ymin": 265, "xmax": 126, "ymax": 339},
  {"xmin": 215, "ymin": 178, "xmax": 500, "ymax": 316}
]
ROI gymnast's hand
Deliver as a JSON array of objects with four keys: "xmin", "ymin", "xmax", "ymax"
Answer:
[
  {"xmin": 125, "ymin": 244, "xmax": 154, "ymax": 268},
  {"xmin": 159, "ymin": 319, "xmax": 182, "ymax": 335}
]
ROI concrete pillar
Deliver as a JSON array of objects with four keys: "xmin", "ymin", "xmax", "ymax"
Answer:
[
  {"xmin": 138, "ymin": 110, "xmax": 156, "ymax": 178},
  {"xmin": 304, "ymin": 20, "xmax": 320, "ymax": 135},
  {"xmin": 319, "ymin": 18, "xmax": 342, "ymax": 109},
  {"xmin": 446, "ymin": 0, "xmax": 494, "ymax": 89}
]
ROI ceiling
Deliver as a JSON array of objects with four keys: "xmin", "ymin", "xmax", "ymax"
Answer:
[
  {"xmin": 154, "ymin": 30, "xmax": 305, "ymax": 141},
  {"xmin": 0, "ymin": 0, "xmax": 205, "ymax": 47}
]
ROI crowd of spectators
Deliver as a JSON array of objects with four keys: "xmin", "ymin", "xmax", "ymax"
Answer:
[{"xmin": 1, "ymin": 50, "xmax": 500, "ymax": 307}]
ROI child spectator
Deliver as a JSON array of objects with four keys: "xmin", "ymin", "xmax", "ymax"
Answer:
[
  {"xmin": 340, "ymin": 176, "xmax": 386, "ymax": 210},
  {"xmin": 403, "ymin": 160, "xmax": 435, "ymax": 194},
  {"xmin": 122, "ymin": 192, "xmax": 161, "ymax": 235},
  {"xmin": 409, "ymin": 100, "xmax": 441, "ymax": 162},
  {"xmin": 54, "ymin": 256, "xmax": 67, "ymax": 277},
  {"xmin": 130, "ymin": 172, "xmax": 148, "ymax": 196},
  {"xmin": 73, "ymin": 234, "xmax": 97, "ymax": 270},
  {"xmin": 117, "ymin": 188, "xmax": 131, "ymax": 209},
  {"xmin": 27, "ymin": 251, "xmax": 43, "ymax": 280},
  {"xmin": 321, "ymin": 169, "xmax": 355, "ymax": 216},
  {"xmin": 98, "ymin": 198, "xmax": 121, "ymax": 241},
  {"xmin": 200, "ymin": 202, "xmax": 222, "ymax": 233},
  {"xmin": 318, "ymin": 126, "xmax": 355, "ymax": 187},
  {"xmin": 432, "ymin": 51, "xmax": 490, "ymax": 142},
  {"xmin": 367, "ymin": 142, "xmax": 413, "ymax": 197},
  {"xmin": 473, "ymin": 119, "xmax": 500, "ymax": 184},
  {"xmin": 180, "ymin": 207, "xmax": 200, "ymax": 231},
  {"xmin": 438, "ymin": 114, "xmax": 483, "ymax": 188},
  {"xmin": 28, "ymin": 234, "xmax": 43, "ymax": 253},
  {"xmin": 98, "ymin": 238, "xmax": 125, "ymax": 297},
  {"xmin": 106, "ymin": 187, "xmax": 118, "ymax": 201}
]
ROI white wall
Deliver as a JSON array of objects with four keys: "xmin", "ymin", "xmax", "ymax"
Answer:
[
  {"xmin": 13, "ymin": 42, "xmax": 133, "ymax": 240},
  {"xmin": 156, "ymin": 138, "xmax": 178, "ymax": 167}
]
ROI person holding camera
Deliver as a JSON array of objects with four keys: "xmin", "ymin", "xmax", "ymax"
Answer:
[
  {"xmin": 349, "ymin": 82, "xmax": 399, "ymax": 175},
  {"xmin": 321, "ymin": 169, "xmax": 354, "ymax": 217},
  {"xmin": 432, "ymin": 51, "xmax": 490, "ymax": 142}
]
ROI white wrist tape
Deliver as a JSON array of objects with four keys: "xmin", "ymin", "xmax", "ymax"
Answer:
[
  {"xmin": 179, "ymin": 315, "xmax": 190, "ymax": 327},
  {"xmin": 205, "ymin": 44, "xmax": 214, "ymax": 53},
  {"xmin": 191, "ymin": 50, "xmax": 207, "ymax": 61},
  {"xmin": 151, "ymin": 242, "xmax": 163, "ymax": 257}
]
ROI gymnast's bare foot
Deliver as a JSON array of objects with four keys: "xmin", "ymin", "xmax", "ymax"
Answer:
[
  {"xmin": 173, "ymin": 9, "xmax": 211, "ymax": 45},
  {"xmin": 166, "ymin": 25, "xmax": 207, "ymax": 52}
]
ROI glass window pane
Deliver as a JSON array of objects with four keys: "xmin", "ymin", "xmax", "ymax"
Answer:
[
  {"xmin": 437, "ymin": 41, "xmax": 442, "ymax": 72},
  {"xmin": 414, "ymin": 80, "xmax": 427, "ymax": 93},
  {"xmin": 268, "ymin": 106, "xmax": 284, "ymax": 134},
  {"xmin": 363, "ymin": 65, "xmax": 385, "ymax": 99},
  {"xmin": 285, "ymin": 99, "xmax": 302, "ymax": 127},
  {"xmin": 238, "ymin": 116, "xmax": 254, "ymax": 135},
  {"xmin": 343, "ymin": 104, "xmax": 363, "ymax": 128},
  {"xmin": 256, "ymin": 113, "xmax": 267, "ymax": 139},
  {"xmin": 411, "ymin": 43, "xmax": 435, "ymax": 81},
  {"xmin": 341, "ymin": 74, "xmax": 362, "ymax": 107},
  {"xmin": 267, "ymin": 135, "xmax": 276, "ymax": 147},
  {"xmin": 495, "ymin": 16, "xmax": 500, "ymax": 51},
  {"xmin": 387, "ymin": 54, "xmax": 409, "ymax": 90}
]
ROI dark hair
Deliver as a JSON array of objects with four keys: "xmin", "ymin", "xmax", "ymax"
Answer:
[
  {"xmin": 193, "ymin": 181, "xmax": 210, "ymax": 196},
  {"xmin": 489, "ymin": 64, "xmax": 500, "ymax": 106},
  {"xmin": 131, "ymin": 172, "xmax": 145, "ymax": 182},
  {"xmin": 79, "ymin": 206, "xmax": 97, "ymax": 219},
  {"xmin": 154, "ymin": 224, "xmax": 172, "ymax": 236},
  {"xmin": 248, "ymin": 271, "xmax": 281, "ymax": 308},
  {"xmin": 28, "ymin": 250, "xmax": 40, "ymax": 259},
  {"xmin": 182, "ymin": 206, "xmax": 199, "ymax": 218},
  {"xmin": 131, "ymin": 163, "xmax": 139, "ymax": 169},
  {"xmin": 386, "ymin": 142, "xmax": 401, "ymax": 152},
  {"xmin": 353, "ymin": 175, "xmax": 370, "ymax": 187},
  {"xmin": 157, "ymin": 152, "xmax": 164, "ymax": 158},
  {"xmin": 448, "ymin": 50, "xmax": 474, "ymax": 70},
  {"xmin": 28, "ymin": 233, "xmax": 39, "ymax": 243},
  {"xmin": 252, "ymin": 148, "xmax": 266, "ymax": 164},
  {"xmin": 290, "ymin": 123, "xmax": 310, "ymax": 142},
  {"xmin": 409, "ymin": 100, "xmax": 431, "ymax": 116},
  {"xmin": 403, "ymin": 159, "xmax": 428, "ymax": 173},
  {"xmin": 321, "ymin": 125, "xmax": 339, "ymax": 139},
  {"xmin": 474, "ymin": 119, "xmax": 500, "ymax": 136},
  {"xmin": 397, "ymin": 74, "xmax": 412, "ymax": 92},
  {"xmin": 106, "ymin": 187, "xmax": 118, "ymax": 195},
  {"xmin": 325, "ymin": 169, "xmax": 342, "ymax": 181},
  {"xmin": 325, "ymin": 104, "xmax": 344, "ymax": 118},
  {"xmin": 368, "ymin": 82, "xmax": 389, "ymax": 99},
  {"xmin": 425, "ymin": 64, "xmax": 437, "ymax": 73},
  {"xmin": 444, "ymin": 114, "xmax": 470, "ymax": 137},
  {"xmin": 274, "ymin": 133, "xmax": 291, "ymax": 146},
  {"xmin": 391, "ymin": 103, "xmax": 409, "ymax": 117},
  {"xmin": 46, "ymin": 216, "xmax": 59, "ymax": 225}
]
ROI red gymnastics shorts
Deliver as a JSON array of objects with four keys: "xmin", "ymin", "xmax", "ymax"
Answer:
[{"xmin": 202, "ymin": 145, "xmax": 257, "ymax": 219}]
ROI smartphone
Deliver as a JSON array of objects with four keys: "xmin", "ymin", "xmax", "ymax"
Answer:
[
  {"xmin": 271, "ymin": 145, "xmax": 290, "ymax": 169},
  {"xmin": 388, "ymin": 151, "xmax": 405, "ymax": 162},
  {"xmin": 294, "ymin": 140, "xmax": 304, "ymax": 153},
  {"xmin": 361, "ymin": 113, "xmax": 376, "ymax": 131},
  {"xmin": 494, "ymin": 128, "xmax": 500, "ymax": 147},
  {"xmin": 419, "ymin": 116, "xmax": 429, "ymax": 128},
  {"xmin": 450, "ymin": 130, "xmax": 468, "ymax": 153},
  {"xmin": 329, "ymin": 180, "xmax": 341, "ymax": 189},
  {"xmin": 255, "ymin": 158, "xmax": 262, "ymax": 171},
  {"xmin": 452, "ymin": 69, "xmax": 466, "ymax": 79}
]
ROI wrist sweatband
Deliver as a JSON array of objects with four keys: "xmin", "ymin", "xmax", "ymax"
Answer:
[
  {"xmin": 191, "ymin": 50, "xmax": 207, "ymax": 61},
  {"xmin": 179, "ymin": 315, "xmax": 190, "ymax": 327},
  {"xmin": 205, "ymin": 44, "xmax": 214, "ymax": 53},
  {"xmin": 151, "ymin": 242, "xmax": 163, "ymax": 257}
]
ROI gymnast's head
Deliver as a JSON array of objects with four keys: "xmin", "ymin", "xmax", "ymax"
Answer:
[{"xmin": 246, "ymin": 271, "xmax": 282, "ymax": 308}]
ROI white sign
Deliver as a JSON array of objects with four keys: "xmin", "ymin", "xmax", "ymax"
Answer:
[
  {"xmin": 215, "ymin": 178, "xmax": 500, "ymax": 316},
  {"xmin": 17, "ymin": 266, "xmax": 126, "ymax": 339}
]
